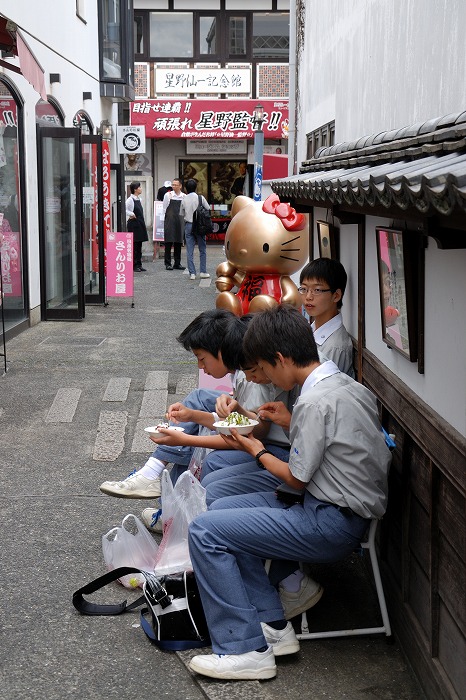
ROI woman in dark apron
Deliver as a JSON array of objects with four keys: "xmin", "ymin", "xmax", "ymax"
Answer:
[
  {"xmin": 126, "ymin": 181, "xmax": 148, "ymax": 272},
  {"xmin": 163, "ymin": 178, "xmax": 186, "ymax": 270}
]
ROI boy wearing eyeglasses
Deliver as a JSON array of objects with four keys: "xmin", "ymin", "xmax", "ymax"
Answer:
[{"xmin": 298, "ymin": 257, "xmax": 354, "ymax": 378}]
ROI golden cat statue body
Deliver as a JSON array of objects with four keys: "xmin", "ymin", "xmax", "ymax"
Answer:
[{"xmin": 215, "ymin": 194, "xmax": 309, "ymax": 315}]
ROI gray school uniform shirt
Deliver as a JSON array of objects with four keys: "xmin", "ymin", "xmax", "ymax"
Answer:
[
  {"xmin": 288, "ymin": 362, "xmax": 391, "ymax": 519},
  {"xmin": 312, "ymin": 315, "xmax": 355, "ymax": 378}
]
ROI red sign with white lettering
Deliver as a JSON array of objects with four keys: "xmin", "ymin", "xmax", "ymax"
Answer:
[
  {"xmin": 102, "ymin": 141, "xmax": 111, "ymax": 274},
  {"xmin": 130, "ymin": 99, "xmax": 289, "ymax": 139}
]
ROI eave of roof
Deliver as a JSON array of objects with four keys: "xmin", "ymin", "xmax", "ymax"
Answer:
[{"xmin": 272, "ymin": 113, "xmax": 466, "ymax": 218}]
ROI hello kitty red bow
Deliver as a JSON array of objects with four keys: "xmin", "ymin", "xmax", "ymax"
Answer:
[{"xmin": 262, "ymin": 194, "xmax": 306, "ymax": 231}]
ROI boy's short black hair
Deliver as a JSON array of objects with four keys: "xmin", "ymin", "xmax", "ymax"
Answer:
[
  {"xmin": 220, "ymin": 314, "xmax": 254, "ymax": 371},
  {"xmin": 129, "ymin": 181, "xmax": 141, "ymax": 194},
  {"xmin": 177, "ymin": 309, "xmax": 235, "ymax": 358},
  {"xmin": 185, "ymin": 178, "xmax": 197, "ymax": 193},
  {"xmin": 243, "ymin": 305, "xmax": 320, "ymax": 367},
  {"xmin": 300, "ymin": 258, "xmax": 347, "ymax": 309}
]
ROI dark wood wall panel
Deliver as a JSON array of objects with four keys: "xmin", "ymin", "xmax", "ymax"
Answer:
[
  {"xmin": 359, "ymin": 348, "xmax": 465, "ymax": 700},
  {"xmin": 438, "ymin": 537, "xmax": 465, "ymax": 631},
  {"xmin": 409, "ymin": 498, "xmax": 430, "ymax": 575},
  {"xmin": 437, "ymin": 604, "xmax": 466, "ymax": 696},
  {"xmin": 437, "ymin": 475, "xmax": 465, "ymax": 560},
  {"xmin": 407, "ymin": 556, "xmax": 431, "ymax": 637}
]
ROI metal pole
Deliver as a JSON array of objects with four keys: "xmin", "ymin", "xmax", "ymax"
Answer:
[{"xmin": 253, "ymin": 127, "xmax": 264, "ymax": 201}]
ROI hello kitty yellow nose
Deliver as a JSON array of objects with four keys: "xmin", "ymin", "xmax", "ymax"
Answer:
[{"xmin": 239, "ymin": 248, "xmax": 248, "ymax": 255}]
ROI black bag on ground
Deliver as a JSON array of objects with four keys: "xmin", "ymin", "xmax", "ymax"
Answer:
[
  {"xmin": 192, "ymin": 195, "xmax": 213, "ymax": 237},
  {"xmin": 72, "ymin": 566, "xmax": 210, "ymax": 651}
]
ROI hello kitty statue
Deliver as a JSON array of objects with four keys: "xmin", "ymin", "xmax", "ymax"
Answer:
[{"xmin": 215, "ymin": 194, "xmax": 309, "ymax": 315}]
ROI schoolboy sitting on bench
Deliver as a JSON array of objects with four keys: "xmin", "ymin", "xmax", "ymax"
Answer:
[{"xmin": 187, "ymin": 305, "xmax": 391, "ymax": 681}]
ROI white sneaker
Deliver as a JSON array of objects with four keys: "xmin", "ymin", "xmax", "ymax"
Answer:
[
  {"xmin": 261, "ymin": 621, "xmax": 300, "ymax": 656},
  {"xmin": 189, "ymin": 273, "xmax": 196, "ymax": 280},
  {"xmin": 189, "ymin": 647, "xmax": 276, "ymax": 680},
  {"xmin": 99, "ymin": 472, "xmax": 162, "ymax": 499},
  {"xmin": 199, "ymin": 272, "xmax": 210, "ymax": 278},
  {"xmin": 279, "ymin": 574, "xmax": 323, "ymax": 620},
  {"xmin": 141, "ymin": 506, "xmax": 163, "ymax": 533}
]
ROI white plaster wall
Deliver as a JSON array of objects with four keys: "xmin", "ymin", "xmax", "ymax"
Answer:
[
  {"xmin": 298, "ymin": 0, "xmax": 466, "ymax": 157},
  {"xmin": 7, "ymin": 4, "xmax": 100, "ymax": 83}
]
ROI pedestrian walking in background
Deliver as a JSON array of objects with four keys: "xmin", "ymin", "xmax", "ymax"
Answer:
[
  {"xmin": 126, "ymin": 181, "xmax": 148, "ymax": 272},
  {"xmin": 162, "ymin": 178, "xmax": 186, "ymax": 271},
  {"xmin": 180, "ymin": 178, "xmax": 210, "ymax": 280}
]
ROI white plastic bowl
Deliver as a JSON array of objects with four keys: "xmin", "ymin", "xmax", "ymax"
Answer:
[
  {"xmin": 144, "ymin": 425, "xmax": 185, "ymax": 438},
  {"xmin": 213, "ymin": 420, "xmax": 259, "ymax": 436}
]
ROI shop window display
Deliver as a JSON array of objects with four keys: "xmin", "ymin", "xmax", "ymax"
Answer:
[{"xmin": 0, "ymin": 81, "xmax": 26, "ymax": 332}]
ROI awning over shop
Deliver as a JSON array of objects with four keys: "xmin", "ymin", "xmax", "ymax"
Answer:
[
  {"xmin": 272, "ymin": 113, "xmax": 466, "ymax": 219},
  {"xmin": 0, "ymin": 16, "xmax": 47, "ymax": 101}
]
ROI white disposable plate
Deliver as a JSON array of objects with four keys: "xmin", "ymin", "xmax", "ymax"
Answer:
[
  {"xmin": 213, "ymin": 420, "xmax": 259, "ymax": 436},
  {"xmin": 144, "ymin": 425, "xmax": 185, "ymax": 438}
]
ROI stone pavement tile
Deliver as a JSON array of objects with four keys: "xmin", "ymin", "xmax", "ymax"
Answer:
[
  {"xmin": 139, "ymin": 389, "xmax": 169, "ymax": 418},
  {"xmin": 131, "ymin": 417, "xmax": 165, "ymax": 453},
  {"xmin": 145, "ymin": 370, "xmax": 169, "ymax": 390},
  {"xmin": 103, "ymin": 377, "xmax": 131, "ymax": 402},
  {"xmin": 45, "ymin": 387, "xmax": 82, "ymax": 422},
  {"xmin": 93, "ymin": 410, "xmax": 128, "ymax": 461}
]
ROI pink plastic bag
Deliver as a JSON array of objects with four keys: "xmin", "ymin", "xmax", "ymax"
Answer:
[
  {"xmin": 102, "ymin": 513, "xmax": 159, "ymax": 588},
  {"xmin": 153, "ymin": 470, "xmax": 207, "ymax": 576}
]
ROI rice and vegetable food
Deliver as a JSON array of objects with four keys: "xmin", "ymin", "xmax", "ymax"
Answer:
[{"xmin": 218, "ymin": 412, "xmax": 252, "ymax": 427}]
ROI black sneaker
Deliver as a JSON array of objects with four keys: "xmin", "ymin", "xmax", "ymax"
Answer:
[
  {"xmin": 165, "ymin": 265, "xmax": 174, "ymax": 270},
  {"xmin": 173, "ymin": 265, "xmax": 186, "ymax": 270}
]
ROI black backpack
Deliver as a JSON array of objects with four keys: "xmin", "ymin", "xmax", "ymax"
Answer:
[{"xmin": 192, "ymin": 195, "xmax": 213, "ymax": 237}]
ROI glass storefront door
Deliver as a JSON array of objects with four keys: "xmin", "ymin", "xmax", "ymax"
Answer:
[
  {"xmin": 82, "ymin": 136, "xmax": 105, "ymax": 304},
  {"xmin": 38, "ymin": 127, "xmax": 84, "ymax": 320}
]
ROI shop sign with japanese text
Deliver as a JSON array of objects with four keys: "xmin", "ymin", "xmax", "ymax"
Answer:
[
  {"xmin": 155, "ymin": 68, "xmax": 251, "ymax": 94},
  {"xmin": 106, "ymin": 232, "xmax": 134, "ymax": 298},
  {"xmin": 130, "ymin": 99, "xmax": 289, "ymax": 139}
]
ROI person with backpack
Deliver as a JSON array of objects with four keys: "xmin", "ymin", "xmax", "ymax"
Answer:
[{"xmin": 180, "ymin": 178, "xmax": 211, "ymax": 280}]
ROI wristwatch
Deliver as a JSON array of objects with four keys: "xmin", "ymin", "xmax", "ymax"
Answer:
[{"xmin": 255, "ymin": 449, "xmax": 271, "ymax": 469}]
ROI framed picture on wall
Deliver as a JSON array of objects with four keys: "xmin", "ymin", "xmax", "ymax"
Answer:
[
  {"xmin": 376, "ymin": 227, "xmax": 418, "ymax": 361},
  {"xmin": 317, "ymin": 220, "xmax": 338, "ymax": 259}
]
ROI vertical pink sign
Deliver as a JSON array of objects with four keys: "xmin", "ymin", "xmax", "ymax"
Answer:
[{"xmin": 106, "ymin": 232, "xmax": 134, "ymax": 297}]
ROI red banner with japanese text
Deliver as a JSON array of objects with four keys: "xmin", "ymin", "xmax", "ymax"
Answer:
[
  {"xmin": 102, "ymin": 141, "xmax": 111, "ymax": 274},
  {"xmin": 130, "ymin": 99, "xmax": 289, "ymax": 140}
]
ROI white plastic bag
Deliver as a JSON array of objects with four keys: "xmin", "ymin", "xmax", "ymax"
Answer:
[
  {"xmin": 188, "ymin": 424, "xmax": 216, "ymax": 480},
  {"xmin": 102, "ymin": 513, "xmax": 159, "ymax": 589},
  {"xmin": 153, "ymin": 470, "xmax": 207, "ymax": 576}
]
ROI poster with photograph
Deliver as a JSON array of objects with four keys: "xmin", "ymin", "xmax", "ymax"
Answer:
[
  {"xmin": 180, "ymin": 162, "xmax": 209, "ymax": 199},
  {"xmin": 376, "ymin": 228, "xmax": 417, "ymax": 360}
]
